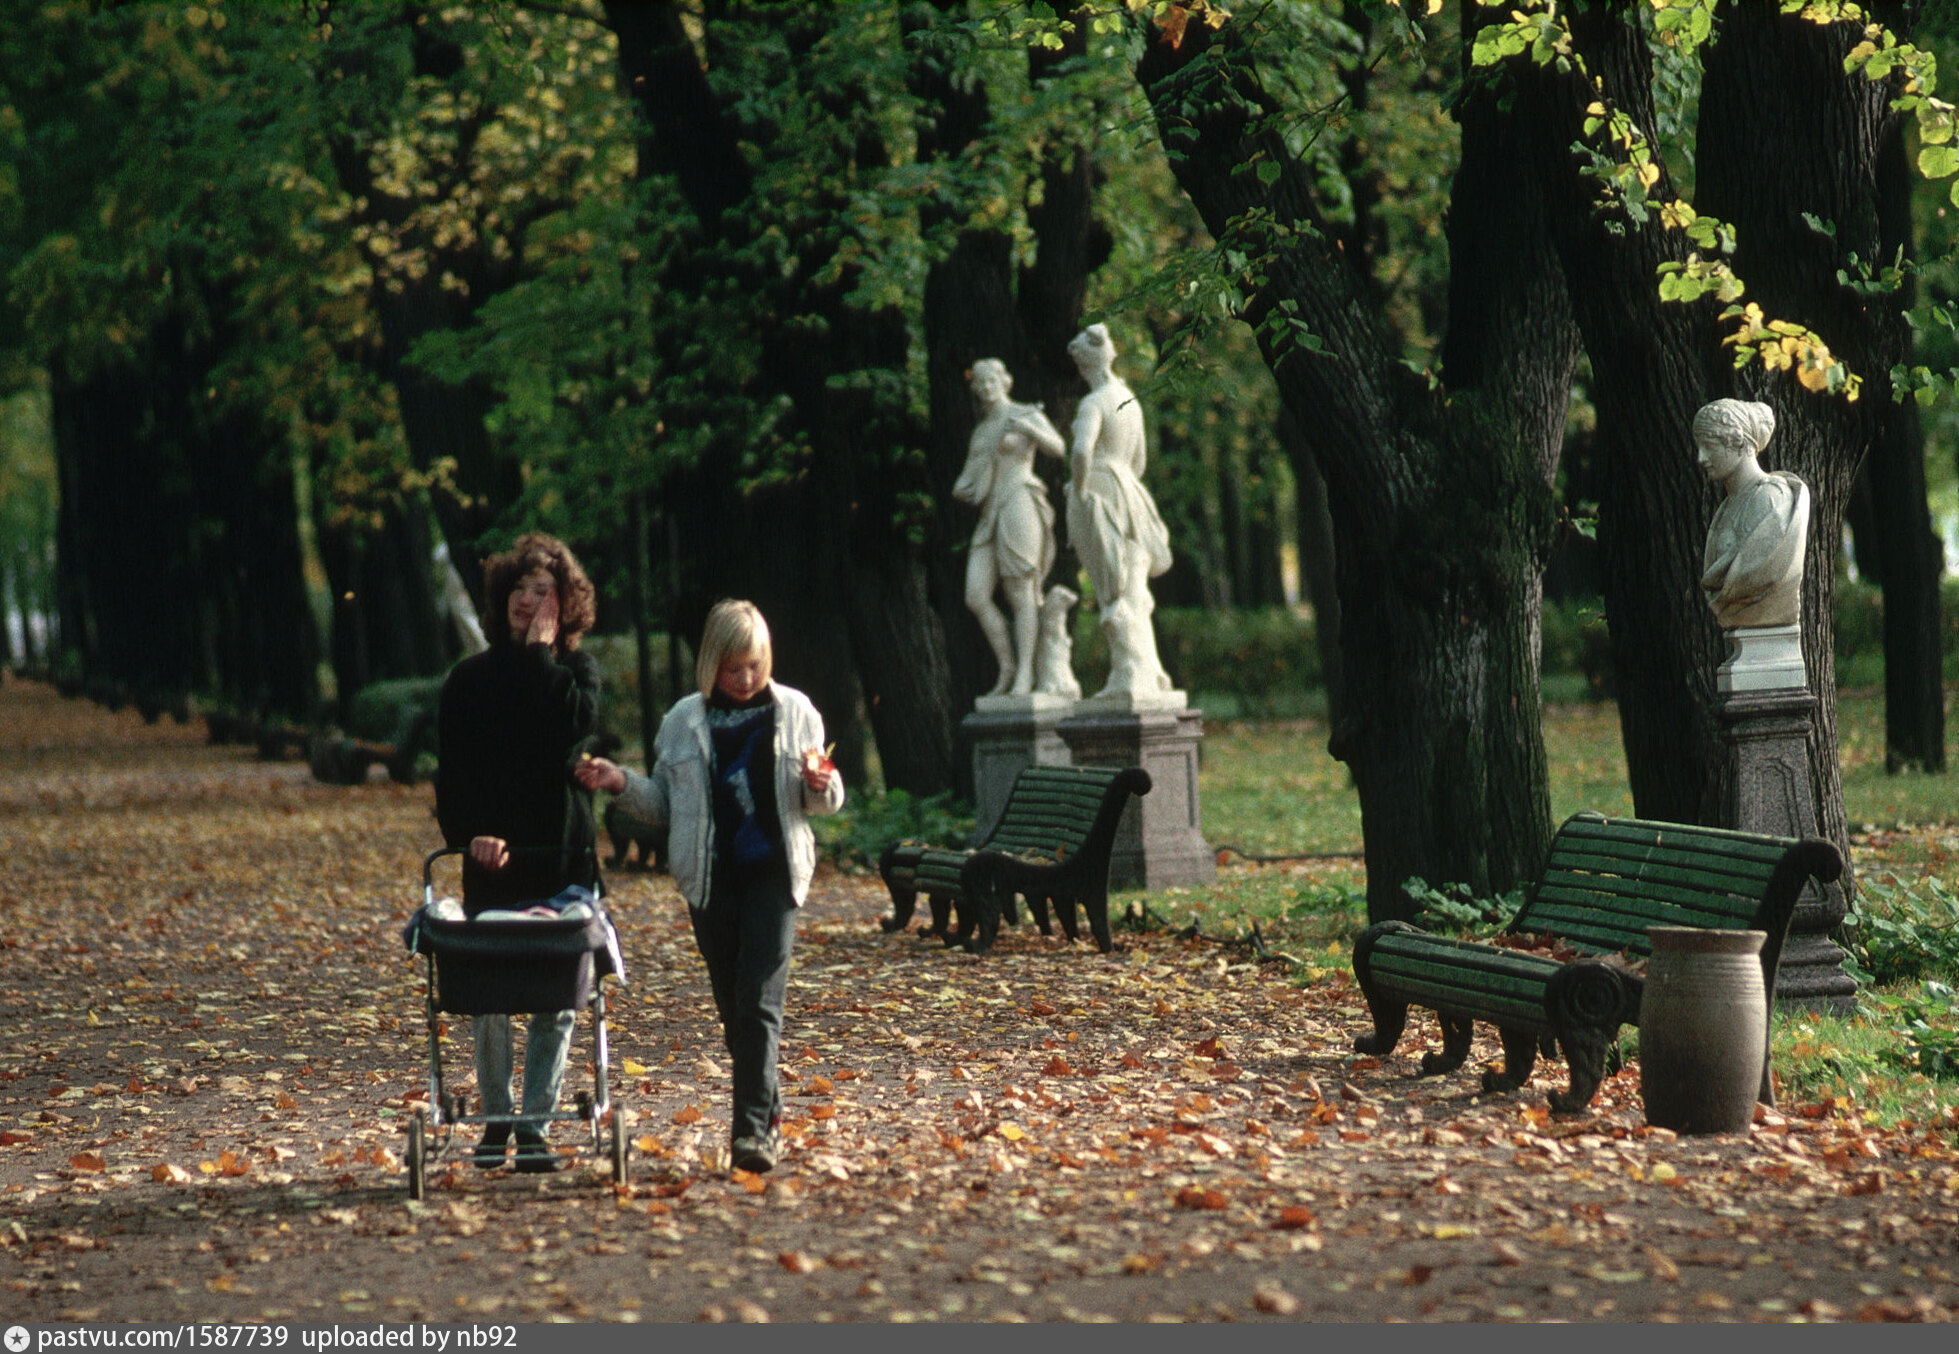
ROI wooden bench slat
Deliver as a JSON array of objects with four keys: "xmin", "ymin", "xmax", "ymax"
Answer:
[
  {"xmin": 1531, "ymin": 874, "xmax": 1766, "ymax": 924},
  {"xmin": 996, "ymin": 799, "xmax": 1106, "ymax": 824},
  {"xmin": 1544, "ymin": 841, "xmax": 1782, "ymax": 882},
  {"xmin": 1531, "ymin": 880, "xmax": 1763, "ymax": 924},
  {"xmin": 1372, "ymin": 935, "xmax": 1565, "ymax": 977},
  {"xmin": 1542, "ymin": 853, "xmax": 1774, "ymax": 889},
  {"xmin": 1528, "ymin": 887, "xmax": 1757, "ymax": 930},
  {"xmin": 1541, "ymin": 853, "xmax": 1779, "ymax": 897},
  {"xmin": 1018, "ymin": 767, "xmax": 1121, "ymax": 786},
  {"xmin": 1557, "ymin": 817, "xmax": 1793, "ymax": 860},
  {"xmin": 998, "ymin": 794, "xmax": 1106, "ymax": 818},
  {"xmin": 1523, "ymin": 907, "xmax": 1750, "ymax": 950},
  {"xmin": 993, "ymin": 812, "xmax": 1100, "ymax": 837},
  {"xmin": 1370, "ymin": 939, "xmax": 1565, "ymax": 1023}
]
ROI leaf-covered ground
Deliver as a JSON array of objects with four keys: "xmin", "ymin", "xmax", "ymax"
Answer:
[{"xmin": 3, "ymin": 674, "xmax": 1957, "ymax": 1324}]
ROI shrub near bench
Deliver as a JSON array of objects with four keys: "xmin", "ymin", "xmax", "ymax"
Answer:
[
  {"xmin": 1351, "ymin": 812, "xmax": 1843, "ymax": 1114},
  {"xmin": 879, "ymin": 765, "xmax": 1150, "ymax": 955}
]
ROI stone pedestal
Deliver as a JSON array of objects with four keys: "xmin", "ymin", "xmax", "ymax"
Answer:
[
  {"xmin": 1717, "ymin": 623, "xmax": 1806, "ymax": 694},
  {"xmin": 1056, "ymin": 705, "xmax": 1215, "ymax": 891},
  {"xmin": 963, "ymin": 694, "xmax": 1074, "ymax": 845},
  {"xmin": 1721, "ymin": 686, "xmax": 1856, "ymax": 1013}
]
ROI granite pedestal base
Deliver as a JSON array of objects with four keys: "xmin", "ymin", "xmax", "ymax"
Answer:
[
  {"xmin": 1056, "ymin": 706, "xmax": 1214, "ymax": 891},
  {"xmin": 962, "ymin": 696, "xmax": 1074, "ymax": 845},
  {"xmin": 1721, "ymin": 686, "xmax": 1856, "ymax": 1013}
]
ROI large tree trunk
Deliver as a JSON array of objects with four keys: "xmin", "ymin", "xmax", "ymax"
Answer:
[
  {"xmin": 1854, "ymin": 403, "xmax": 1948, "ymax": 773},
  {"xmin": 1279, "ymin": 405, "xmax": 1345, "ymax": 731},
  {"xmin": 607, "ymin": 0, "xmax": 955, "ymax": 794},
  {"xmin": 1539, "ymin": 8, "xmax": 1728, "ymax": 827},
  {"xmin": 1136, "ymin": 11, "xmax": 1575, "ymax": 921},
  {"xmin": 1855, "ymin": 107, "xmax": 1946, "ymax": 773}
]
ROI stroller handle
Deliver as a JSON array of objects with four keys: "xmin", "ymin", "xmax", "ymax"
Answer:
[{"xmin": 422, "ymin": 844, "xmax": 600, "ymax": 895}]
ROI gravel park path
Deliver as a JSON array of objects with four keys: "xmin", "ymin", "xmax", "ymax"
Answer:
[{"xmin": 3, "ymin": 675, "xmax": 1956, "ymax": 1324}]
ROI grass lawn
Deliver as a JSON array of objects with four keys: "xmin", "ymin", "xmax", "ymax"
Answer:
[{"xmin": 1200, "ymin": 686, "xmax": 1959, "ymax": 862}]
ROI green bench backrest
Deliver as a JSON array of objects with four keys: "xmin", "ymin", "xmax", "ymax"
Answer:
[
  {"xmin": 983, "ymin": 765, "xmax": 1125, "ymax": 859},
  {"xmin": 1513, "ymin": 814, "xmax": 1791, "ymax": 959}
]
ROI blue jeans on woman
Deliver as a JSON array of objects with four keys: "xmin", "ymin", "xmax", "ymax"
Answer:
[
  {"xmin": 689, "ymin": 870, "xmax": 797, "ymax": 1144},
  {"xmin": 472, "ymin": 1010, "xmax": 575, "ymax": 1126}
]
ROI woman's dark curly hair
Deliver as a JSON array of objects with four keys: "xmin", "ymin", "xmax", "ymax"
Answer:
[{"xmin": 481, "ymin": 532, "xmax": 597, "ymax": 651}]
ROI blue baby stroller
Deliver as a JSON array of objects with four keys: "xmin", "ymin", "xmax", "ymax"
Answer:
[{"xmin": 400, "ymin": 847, "xmax": 629, "ymax": 1198}]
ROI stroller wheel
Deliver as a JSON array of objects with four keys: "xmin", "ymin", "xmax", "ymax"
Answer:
[
  {"xmin": 440, "ymin": 1093, "xmax": 460, "ymax": 1125},
  {"xmin": 574, "ymin": 1091, "xmax": 594, "ymax": 1119},
  {"xmin": 406, "ymin": 1110, "xmax": 428, "ymax": 1201},
  {"xmin": 610, "ymin": 1109, "xmax": 629, "ymax": 1184}
]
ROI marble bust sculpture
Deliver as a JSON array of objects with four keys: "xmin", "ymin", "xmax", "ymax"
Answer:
[
  {"xmin": 1695, "ymin": 398, "xmax": 1809, "ymax": 693},
  {"xmin": 953, "ymin": 359, "xmax": 1068, "ymax": 697},
  {"xmin": 1696, "ymin": 398, "xmax": 1808, "ymax": 630},
  {"xmin": 1064, "ymin": 324, "xmax": 1178, "ymax": 704}
]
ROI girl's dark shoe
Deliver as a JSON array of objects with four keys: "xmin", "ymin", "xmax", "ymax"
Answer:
[
  {"xmin": 472, "ymin": 1123, "xmax": 511, "ymax": 1170},
  {"xmin": 730, "ymin": 1132, "xmax": 777, "ymax": 1174},
  {"xmin": 512, "ymin": 1128, "xmax": 565, "ymax": 1173}
]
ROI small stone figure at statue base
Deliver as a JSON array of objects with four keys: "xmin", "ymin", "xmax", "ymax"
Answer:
[{"xmin": 1032, "ymin": 585, "xmax": 1082, "ymax": 701}]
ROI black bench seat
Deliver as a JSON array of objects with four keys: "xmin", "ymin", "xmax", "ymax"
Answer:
[
  {"xmin": 1352, "ymin": 812, "xmax": 1843, "ymax": 1114},
  {"xmin": 879, "ymin": 764, "xmax": 1151, "ymax": 954}
]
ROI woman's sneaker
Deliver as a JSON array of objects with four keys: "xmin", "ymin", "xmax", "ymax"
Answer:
[
  {"xmin": 472, "ymin": 1123, "xmax": 511, "ymax": 1170},
  {"xmin": 512, "ymin": 1127, "xmax": 565, "ymax": 1173},
  {"xmin": 730, "ymin": 1131, "xmax": 777, "ymax": 1174}
]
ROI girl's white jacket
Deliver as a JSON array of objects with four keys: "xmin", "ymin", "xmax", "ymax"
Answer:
[{"xmin": 612, "ymin": 683, "xmax": 844, "ymax": 908}]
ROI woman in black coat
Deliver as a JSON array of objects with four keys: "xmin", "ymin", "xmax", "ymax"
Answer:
[{"xmin": 436, "ymin": 532, "xmax": 600, "ymax": 1171}]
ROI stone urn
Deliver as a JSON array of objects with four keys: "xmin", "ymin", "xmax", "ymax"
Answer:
[{"xmin": 1638, "ymin": 927, "xmax": 1768, "ymax": 1135}]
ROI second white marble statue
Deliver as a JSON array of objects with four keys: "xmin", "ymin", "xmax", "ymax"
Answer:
[{"xmin": 1064, "ymin": 324, "xmax": 1178, "ymax": 704}]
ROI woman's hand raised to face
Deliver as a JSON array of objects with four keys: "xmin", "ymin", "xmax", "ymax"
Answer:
[
  {"xmin": 526, "ymin": 590, "xmax": 560, "ymax": 648},
  {"xmin": 574, "ymin": 755, "xmax": 627, "ymax": 795}
]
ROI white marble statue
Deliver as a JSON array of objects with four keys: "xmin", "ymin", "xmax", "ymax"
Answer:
[
  {"xmin": 1064, "ymin": 324, "xmax": 1176, "ymax": 702},
  {"xmin": 953, "ymin": 359, "xmax": 1068, "ymax": 697},
  {"xmin": 1696, "ymin": 398, "xmax": 1808, "ymax": 629}
]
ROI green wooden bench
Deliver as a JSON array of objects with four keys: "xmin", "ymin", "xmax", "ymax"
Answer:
[
  {"xmin": 1351, "ymin": 812, "xmax": 1843, "ymax": 1114},
  {"xmin": 879, "ymin": 764, "xmax": 1151, "ymax": 955}
]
